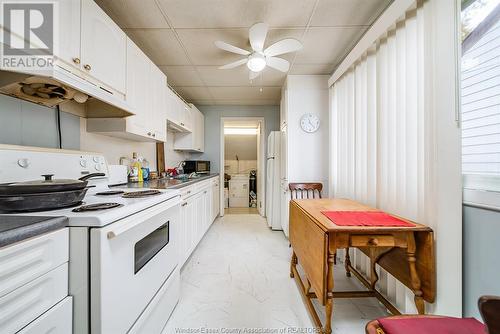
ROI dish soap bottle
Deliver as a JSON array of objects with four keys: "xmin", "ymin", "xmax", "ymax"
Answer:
[{"xmin": 130, "ymin": 152, "xmax": 143, "ymax": 182}]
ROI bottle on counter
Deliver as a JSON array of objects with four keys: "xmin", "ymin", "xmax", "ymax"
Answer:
[
  {"xmin": 141, "ymin": 158, "xmax": 150, "ymax": 181},
  {"xmin": 130, "ymin": 152, "xmax": 143, "ymax": 182}
]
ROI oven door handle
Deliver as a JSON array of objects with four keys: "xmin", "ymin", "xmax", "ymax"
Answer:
[{"xmin": 106, "ymin": 199, "xmax": 180, "ymax": 239}]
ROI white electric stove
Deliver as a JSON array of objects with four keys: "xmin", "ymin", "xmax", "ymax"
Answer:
[{"xmin": 0, "ymin": 145, "xmax": 181, "ymax": 334}]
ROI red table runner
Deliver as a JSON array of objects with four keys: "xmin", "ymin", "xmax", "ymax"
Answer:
[{"xmin": 320, "ymin": 211, "xmax": 415, "ymax": 227}]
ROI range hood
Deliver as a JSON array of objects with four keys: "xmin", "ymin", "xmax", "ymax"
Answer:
[{"xmin": 0, "ymin": 67, "xmax": 133, "ymax": 117}]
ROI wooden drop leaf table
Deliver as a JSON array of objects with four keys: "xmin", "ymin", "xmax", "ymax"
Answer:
[{"xmin": 289, "ymin": 198, "xmax": 436, "ymax": 334}]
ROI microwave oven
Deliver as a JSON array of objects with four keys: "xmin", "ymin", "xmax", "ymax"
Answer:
[{"xmin": 183, "ymin": 160, "xmax": 210, "ymax": 174}]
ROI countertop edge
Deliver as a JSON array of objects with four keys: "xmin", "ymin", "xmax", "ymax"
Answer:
[{"xmin": 0, "ymin": 216, "xmax": 68, "ymax": 248}]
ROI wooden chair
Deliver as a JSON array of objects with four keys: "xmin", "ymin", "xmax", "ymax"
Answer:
[
  {"xmin": 289, "ymin": 183, "xmax": 338, "ymax": 264},
  {"xmin": 479, "ymin": 295, "xmax": 500, "ymax": 334},
  {"xmin": 288, "ymin": 183, "xmax": 323, "ymax": 199},
  {"xmin": 365, "ymin": 295, "xmax": 499, "ymax": 334}
]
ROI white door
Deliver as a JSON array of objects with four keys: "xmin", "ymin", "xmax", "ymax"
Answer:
[{"xmin": 81, "ymin": 0, "xmax": 126, "ymax": 93}]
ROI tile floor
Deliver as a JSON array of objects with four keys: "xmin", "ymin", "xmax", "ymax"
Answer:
[{"xmin": 164, "ymin": 214, "xmax": 389, "ymax": 333}]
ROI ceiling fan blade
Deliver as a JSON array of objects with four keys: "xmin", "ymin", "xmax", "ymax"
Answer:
[
  {"xmin": 264, "ymin": 38, "xmax": 302, "ymax": 57},
  {"xmin": 218, "ymin": 58, "xmax": 248, "ymax": 70},
  {"xmin": 266, "ymin": 57, "xmax": 290, "ymax": 72},
  {"xmin": 214, "ymin": 41, "xmax": 251, "ymax": 56},
  {"xmin": 249, "ymin": 71, "xmax": 260, "ymax": 80},
  {"xmin": 249, "ymin": 22, "xmax": 268, "ymax": 52}
]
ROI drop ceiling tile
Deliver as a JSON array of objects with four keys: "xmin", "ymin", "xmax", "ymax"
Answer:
[
  {"xmin": 311, "ymin": 0, "xmax": 392, "ymax": 27},
  {"xmin": 157, "ymin": 0, "xmax": 317, "ymax": 28},
  {"xmin": 289, "ymin": 63, "xmax": 335, "ymax": 75},
  {"xmin": 159, "ymin": 66, "xmax": 204, "ymax": 86},
  {"xmin": 173, "ymin": 86, "xmax": 213, "ymax": 101},
  {"xmin": 196, "ymin": 66, "xmax": 286, "ymax": 87},
  {"xmin": 125, "ymin": 29, "xmax": 189, "ymax": 65},
  {"xmin": 95, "ymin": 0, "xmax": 169, "ymax": 29},
  {"xmin": 208, "ymin": 86, "xmax": 281, "ymax": 100},
  {"xmin": 294, "ymin": 26, "xmax": 366, "ymax": 65},
  {"xmin": 178, "ymin": 28, "xmax": 303, "ymax": 66},
  {"xmin": 214, "ymin": 99, "xmax": 280, "ymax": 106}
]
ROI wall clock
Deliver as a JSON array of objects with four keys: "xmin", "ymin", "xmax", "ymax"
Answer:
[{"xmin": 300, "ymin": 113, "xmax": 320, "ymax": 133}]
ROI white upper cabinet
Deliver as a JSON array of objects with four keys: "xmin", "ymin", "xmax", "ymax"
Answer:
[
  {"xmin": 166, "ymin": 89, "xmax": 192, "ymax": 133},
  {"xmin": 173, "ymin": 104, "xmax": 204, "ymax": 152},
  {"xmin": 125, "ymin": 39, "xmax": 152, "ymax": 137},
  {"xmin": 86, "ymin": 38, "xmax": 167, "ymax": 142},
  {"xmin": 80, "ymin": 0, "xmax": 126, "ymax": 94},
  {"xmin": 54, "ymin": 0, "xmax": 81, "ymax": 71},
  {"xmin": 150, "ymin": 64, "xmax": 167, "ymax": 142}
]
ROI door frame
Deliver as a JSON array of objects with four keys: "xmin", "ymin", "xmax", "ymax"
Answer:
[{"xmin": 219, "ymin": 117, "xmax": 266, "ymax": 217}]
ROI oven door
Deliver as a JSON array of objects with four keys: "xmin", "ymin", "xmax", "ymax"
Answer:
[{"xmin": 90, "ymin": 198, "xmax": 180, "ymax": 334}]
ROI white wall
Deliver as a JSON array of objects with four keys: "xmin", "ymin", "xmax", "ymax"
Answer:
[
  {"xmin": 80, "ymin": 120, "xmax": 193, "ymax": 171},
  {"xmin": 164, "ymin": 131, "xmax": 190, "ymax": 169},
  {"xmin": 285, "ymin": 75, "xmax": 330, "ymax": 192},
  {"xmin": 224, "ymin": 160, "xmax": 257, "ymax": 174},
  {"xmin": 224, "ymin": 134, "xmax": 257, "ymax": 160},
  {"xmin": 79, "ymin": 118, "xmax": 157, "ymax": 168}
]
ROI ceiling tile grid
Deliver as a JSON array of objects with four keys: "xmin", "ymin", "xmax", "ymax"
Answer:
[{"xmin": 95, "ymin": 0, "xmax": 393, "ymax": 105}]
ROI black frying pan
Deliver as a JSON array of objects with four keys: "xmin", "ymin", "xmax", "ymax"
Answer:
[
  {"xmin": 0, "ymin": 188, "xmax": 89, "ymax": 212},
  {"xmin": 0, "ymin": 173, "xmax": 105, "ymax": 195}
]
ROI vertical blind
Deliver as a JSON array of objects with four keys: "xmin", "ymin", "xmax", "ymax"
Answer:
[{"xmin": 330, "ymin": 2, "xmax": 432, "ymax": 314}]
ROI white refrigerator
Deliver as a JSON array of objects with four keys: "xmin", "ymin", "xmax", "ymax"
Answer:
[{"xmin": 266, "ymin": 131, "xmax": 282, "ymax": 230}]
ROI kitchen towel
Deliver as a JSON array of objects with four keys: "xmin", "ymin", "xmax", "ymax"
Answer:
[{"xmin": 320, "ymin": 211, "xmax": 415, "ymax": 227}]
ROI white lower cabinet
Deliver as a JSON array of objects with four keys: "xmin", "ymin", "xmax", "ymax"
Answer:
[
  {"xmin": 0, "ymin": 264, "xmax": 68, "ymax": 334},
  {"xmin": 179, "ymin": 178, "xmax": 219, "ymax": 267},
  {"xmin": 18, "ymin": 297, "xmax": 72, "ymax": 334},
  {"xmin": 0, "ymin": 228, "xmax": 71, "ymax": 334}
]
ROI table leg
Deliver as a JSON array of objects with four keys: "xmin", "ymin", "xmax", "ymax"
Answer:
[
  {"xmin": 290, "ymin": 251, "xmax": 298, "ymax": 278},
  {"xmin": 324, "ymin": 251, "xmax": 336, "ymax": 334},
  {"xmin": 344, "ymin": 248, "xmax": 352, "ymax": 277},
  {"xmin": 407, "ymin": 233, "xmax": 425, "ymax": 314}
]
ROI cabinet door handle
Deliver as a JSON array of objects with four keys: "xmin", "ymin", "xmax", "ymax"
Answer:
[
  {"xmin": 181, "ymin": 202, "xmax": 187, "ymax": 207},
  {"xmin": 152, "ymin": 133, "xmax": 156, "ymax": 137},
  {"xmin": 73, "ymin": 57, "xmax": 81, "ymax": 64},
  {"xmin": 204, "ymin": 190, "xmax": 207, "ymax": 194},
  {"xmin": 147, "ymin": 132, "xmax": 152, "ymax": 136},
  {"xmin": 84, "ymin": 64, "xmax": 91, "ymax": 71}
]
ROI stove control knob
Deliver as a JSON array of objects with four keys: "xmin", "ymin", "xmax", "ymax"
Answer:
[
  {"xmin": 80, "ymin": 159, "xmax": 87, "ymax": 168},
  {"xmin": 93, "ymin": 156, "xmax": 100, "ymax": 163},
  {"xmin": 17, "ymin": 158, "xmax": 30, "ymax": 168},
  {"xmin": 94, "ymin": 163, "xmax": 101, "ymax": 171}
]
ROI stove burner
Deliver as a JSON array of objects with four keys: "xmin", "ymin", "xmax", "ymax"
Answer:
[
  {"xmin": 122, "ymin": 190, "xmax": 161, "ymax": 198},
  {"xmin": 96, "ymin": 190, "xmax": 125, "ymax": 196},
  {"xmin": 72, "ymin": 202, "xmax": 122, "ymax": 212}
]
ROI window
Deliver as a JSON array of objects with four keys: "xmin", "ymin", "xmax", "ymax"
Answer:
[{"xmin": 461, "ymin": 0, "xmax": 500, "ymax": 196}]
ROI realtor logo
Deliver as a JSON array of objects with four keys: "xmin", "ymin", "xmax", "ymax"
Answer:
[{"xmin": 1, "ymin": 1, "xmax": 57, "ymax": 71}]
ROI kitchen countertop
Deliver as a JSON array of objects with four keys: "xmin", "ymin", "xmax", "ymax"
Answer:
[
  {"xmin": 0, "ymin": 216, "xmax": 68, "ymax": 248},
  {"xmin": 125, "ymin": 173, "xmax": 219, "ymax": 190}
]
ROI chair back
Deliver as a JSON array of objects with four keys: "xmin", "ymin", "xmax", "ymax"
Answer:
[
  {"xmin": 479, "ymin": 295, "xmax": 500, "ymax": 334},
  {"xmin": 289, "ymin": 183, "xmax": 323, "ymax": 200}
]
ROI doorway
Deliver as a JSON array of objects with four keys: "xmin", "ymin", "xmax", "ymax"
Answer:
[{"xmin": 219, "ymin": 117, "xmax": 265, "ymax": 217}]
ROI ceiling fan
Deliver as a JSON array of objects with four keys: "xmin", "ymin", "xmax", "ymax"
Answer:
[{"xmin": 214, "ymin": 23, "xmax": 303, "ymax": 80}]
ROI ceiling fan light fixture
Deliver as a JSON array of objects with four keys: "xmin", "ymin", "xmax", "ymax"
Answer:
[{"xmin": 247, "ymin": 53, "xmax": 266, "ymax": 72}]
